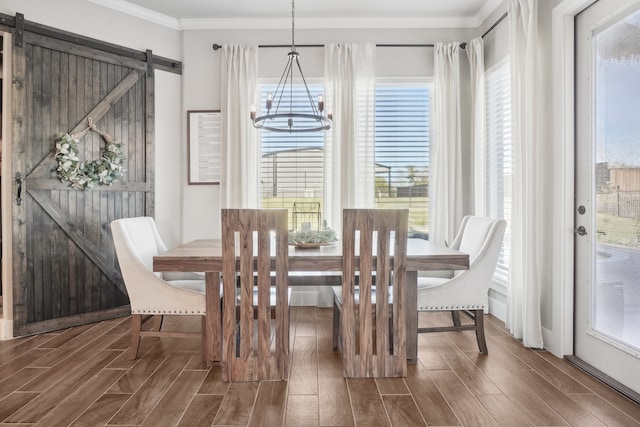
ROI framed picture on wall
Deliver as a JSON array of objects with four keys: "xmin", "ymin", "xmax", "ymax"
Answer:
[{"xmin": 187, "ymin": 110, "xmax": 221, "ymax": 184}]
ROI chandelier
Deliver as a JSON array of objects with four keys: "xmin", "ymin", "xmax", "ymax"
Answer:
[{"xmin": 250, "ymin": 0, "xmax": 332, "ymax": 133}]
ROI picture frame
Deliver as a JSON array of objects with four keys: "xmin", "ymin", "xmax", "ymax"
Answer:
[{"xmin": 187, "ymin": 110, "xmax": 222, "ymax": 184}]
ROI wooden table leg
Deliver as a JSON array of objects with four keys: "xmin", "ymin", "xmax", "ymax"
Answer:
[
  {"xmin": 205, "ymin": 272, "xmax": 221, "ymax": 363},
  {"xmin": 406, "ymin": 271, "xmax": 418, "ymax": 364}
]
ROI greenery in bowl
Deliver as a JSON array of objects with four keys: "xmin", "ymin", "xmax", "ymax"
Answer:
[{"xmin": 289, "ymin": 220, "xmax": 337, "ymax": 245}]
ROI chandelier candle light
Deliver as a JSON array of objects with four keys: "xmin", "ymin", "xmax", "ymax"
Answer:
[{"xmin": 250, "ymin": 0, "xmax": 332, "ymax": 133}]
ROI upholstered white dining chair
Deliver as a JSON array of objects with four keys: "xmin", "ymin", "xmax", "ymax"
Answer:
[
  {"xmin": 417, "ymin": 216, "xmax": 506, "ymax": 354},
  {"xmin": 111, "ymin": 216, "xmax": 207, "ymax": 360}
]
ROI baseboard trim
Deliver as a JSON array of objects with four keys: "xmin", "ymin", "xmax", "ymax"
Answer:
[
  {"xmin": 290, "ymin": 290, "xmax": 319, "ymax": 306},
  {"xmin": 488, "ymin": 294, "xmax": 506, "ymax": 322},
  {"xmin": 0, "ymin": 319, "xmax": 14, "ymax": 340}
]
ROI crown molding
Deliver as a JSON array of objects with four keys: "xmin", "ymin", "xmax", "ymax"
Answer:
[
  {"xmin": 89, "ymin": 0, "xmax": 502, "ymax": 31},
  {"xmin": 473, "ymin": 0, "xmax": 505, "ymax": 28},
  {"xmin": 88, "ymin": 0, "xmax": 182, "ymax": 30},
  {"xmin": 181, "ymin": 16, "xmax": 478, "ymax": 30}
]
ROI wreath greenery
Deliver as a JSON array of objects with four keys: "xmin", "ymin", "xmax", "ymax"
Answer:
[{"xmin": 54, "ymin": 133, "xmax": 125, "ymax": 189}]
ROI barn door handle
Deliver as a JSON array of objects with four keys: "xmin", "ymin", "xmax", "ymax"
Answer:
[{"xmin": 15, "ymin": 172, "xmax": 22, "ymax": 206}]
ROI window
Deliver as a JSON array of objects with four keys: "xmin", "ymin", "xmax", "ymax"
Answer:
[
  {"xmin": 485, "ymin": 58, "xmax": 512, "ymax": 284},
  {"xmin": 375, "ymin": 80, "xmax": 431, "ymax": 237},
  {"xmin": 259, "ymin": 79, "xmax": 432, "ymax": 235},
  {"xmin": 259, "ymin": 82, "xmax": 326, "ymax": 230}
]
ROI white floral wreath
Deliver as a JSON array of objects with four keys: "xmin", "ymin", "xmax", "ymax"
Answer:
[{"xmin": 54, "ymin": 118, "xmax": 125, "ymax": 189}]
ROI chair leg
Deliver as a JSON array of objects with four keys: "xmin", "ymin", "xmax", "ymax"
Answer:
[
  {"xmin": 332, "ymin": 298, "xmax": 340, "ymax": 352},
  {"xmin": 129, "ymin": 314, "xmax": 142, "ymax": 360},
  {"xmin": 451, "ymin": 310, "xmax": 461, "ymax": 327},
  {"xmin": 235, "ymin": 321, "xmax": 241, "ymax": 358},
  {"xmin": 474, "ymin": 309, "xmax": 488, "ymax": 354},
  {"xmin": 388, "ymin": 308, "xmax": 394, "ymax": 353},
  {"xmin": 153, "ymin": 315, "xmax": 164, "ymax": 332},
  {"xmin": 201, "ymin": 316, "xmax": 207, "ymax": 362}
]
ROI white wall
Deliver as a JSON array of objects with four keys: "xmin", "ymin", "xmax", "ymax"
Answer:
[
  {"xmin": 154, "ymin": 71, "xmax": 183, "ymax": 248},
  {"xmin": 483, "ymin": 9, "xmax": 510, "ymax": 71},
  {"xmin": 539, "ymin": 0, "xmax": 565, "ymax": 357}
]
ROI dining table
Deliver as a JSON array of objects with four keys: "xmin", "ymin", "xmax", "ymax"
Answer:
[{"xmin": 153, "ymin": 238, "xmax": 469, "ymax": 364}]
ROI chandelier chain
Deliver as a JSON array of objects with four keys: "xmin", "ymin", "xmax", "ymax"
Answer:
[{"xmin": 291, "ymin": 0, "xmax": 295, "ymax": 51}]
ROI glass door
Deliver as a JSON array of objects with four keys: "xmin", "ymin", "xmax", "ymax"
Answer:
[{"xmin": 575, "ymin": 0, "xmax": 640, "ymax": 394}]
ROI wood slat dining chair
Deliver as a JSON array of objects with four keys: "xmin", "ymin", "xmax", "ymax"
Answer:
[
  {"xmin": 332, "ymin": 209, "xmax": 409, "ymax": 378},
  {"xmin": 221, "ymin": 209, "xmax": 290, "ymax": 381}
]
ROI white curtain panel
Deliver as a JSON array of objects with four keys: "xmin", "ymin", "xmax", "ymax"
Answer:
[
  {"xmin": 507, "ymin": 0, "xmax": 544, "ymax": 348},
  {"xmin": 323, "ymin": 43, "xmax": 376, "ymax": 233},
  {"xmin": 220, "ymin": 44, "xmax": 259, "ymax": 208},
  {"xmin": 431, "ymin": 43, "xmax": 464, "ymax": 246},
  {"xmin": 467, "ymin": 37, "xmax": 487, "ymax": 216}
]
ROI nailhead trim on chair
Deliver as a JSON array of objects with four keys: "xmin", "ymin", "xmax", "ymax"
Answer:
[
  {"xmin": 133, "ymin": 309, "xmax": 205, "ymax": 314},
  {"xmin": 418, "ymin": 305, "xmax": 484, "ymax": 310}
]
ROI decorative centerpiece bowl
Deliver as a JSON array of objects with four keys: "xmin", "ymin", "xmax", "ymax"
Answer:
[{"xmin": 288, "ymin": 220, "xmax": 337, "ymax": 248}]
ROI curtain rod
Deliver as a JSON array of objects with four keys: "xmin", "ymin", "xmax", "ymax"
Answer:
[
  {"xmin": 482, "ymin": 11, "xmax": 508, "ymax": 39},
  {"xmin": 212, "ymin": 42, "xmax": 467, "ymax": 51},
  {"xmin": 210, "ymin": 11, "xmax": 509, "ymax": 52}
]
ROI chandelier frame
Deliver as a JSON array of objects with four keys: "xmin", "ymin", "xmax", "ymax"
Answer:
[{"xmin": 251, "ymin": 0, "xmax": 332, "ymax": 133}]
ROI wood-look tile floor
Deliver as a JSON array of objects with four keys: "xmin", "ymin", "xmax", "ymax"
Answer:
[{"xmin": 0, "ymin": 307, "xmax": 639, "ymax": 426}]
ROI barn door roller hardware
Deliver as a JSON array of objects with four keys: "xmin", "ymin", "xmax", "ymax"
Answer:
[
  {"xmin": 13, "ymin": 12, "xmax": 24, "ymax": 48},
  {"xmin": 0, "ymin": 11, "xmax": 182, "ymax": 75}
]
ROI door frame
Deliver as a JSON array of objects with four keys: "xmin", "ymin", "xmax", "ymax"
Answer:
[
  {"xmin": 0, "ymin": 31, "xmax": 14, "ymax": 340},
  {"xmin": 550, "ymin": 0, "xmax": 600, "ymax": 358}
]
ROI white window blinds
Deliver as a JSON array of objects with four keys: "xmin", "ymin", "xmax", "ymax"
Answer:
[
  {"xmin": 259, "ymin": 80, "xmax": 431, "ymax": 235},
  {"xmin": 485, "ymin": 59, "xmax": 512, "ymax": 285},
  {"xmin": 375, "ymin": 81, "xmax": 431, "ymax": 238}
]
